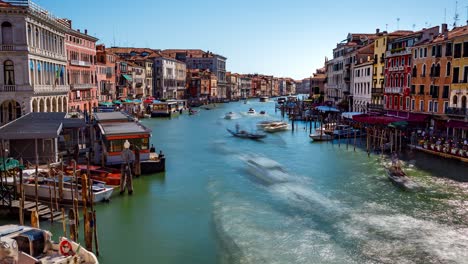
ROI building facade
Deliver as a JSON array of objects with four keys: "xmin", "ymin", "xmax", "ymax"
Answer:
[
  {"xmin": 65, "ymin": 27, "xmax": 98, "ymax": 113},
  {"xmin": 152, "ymin": 55, "xmax": 186, "ymax": 99},
  {"xmin": 352, "ymin": 60, "xmax": 373, "ymax": 112},
  {"xmin": 96, "ymin": 44, "xmax": 116, "ymax": 101},
  {"xmin": 0, "ymin": 1, "xmax": 69, "ymax": 125}
]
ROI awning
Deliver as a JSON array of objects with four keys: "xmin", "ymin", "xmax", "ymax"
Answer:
[
  {"xmin": 406, "ymin": 113, "xmax": 429, "ymax": 123},
  {"xmin": 122, "ymin": 74, "xmax": 132, "ymax": 81},
  {"xmin": 446, "ymin": 120, "xmax": 468, "ymax": 129},
  {"xmin": 342, "ymin": 112, "xmax": 363, "ymax": 119},
  {"xmin": 353, "ymin": 114, "xmax": 402, "ymax": 125},
  {"xmin": 112, "ymin": 100, "xmax": 122, "ymax": 105},
  {"xmin": 99, "ymin": 102, "xmax": 114, "ymax": 107}
]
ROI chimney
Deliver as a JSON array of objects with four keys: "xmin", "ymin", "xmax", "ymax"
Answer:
[
  {"xmin": 376, "ymin": 28, "xmax": 380, "ymax": 34},
  {"xmin": 441, "ymin": 23, "xmax": 448, "ymax": 33},
  {"xmin": 85, "ymin": 29, "xmax": 88, "ymax": 35}
]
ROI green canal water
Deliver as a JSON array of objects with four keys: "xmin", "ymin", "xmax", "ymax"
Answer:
[{"xmin": 4, "ymin": 98, "xmax": 468, "ymax": 263}]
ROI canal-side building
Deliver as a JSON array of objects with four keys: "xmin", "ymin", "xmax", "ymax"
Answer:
[
  {"xmin": 162, "ymin": 49, "xmax": 227, "ymax": 99},
  {"xmin": 150, "ymin": 52, "xmax": 186, "ymax": 100},
  {"xmin": 411, "ymin": 24, "xmax": 452, "ymax": 118},
  {"xmin": 448, "ymin": 25, "xmax": 468, "ymax": 116},
  {"xmin": 65, "ymin": 25, "xmax": 98, "ymax": 113},
  {"xmin": 186, "ymin": 69, "xmax": 212, "ymax": 99},
  {"xmin": 383, "ymin": 26, "xmax": 439, "ymax": 114},
  {"xmin": 96, "ymin": 44, "xmax": 116, "ymax": 101},
  {"xmin": 226, "ymin": 72, "xmax": 240, "ymax": 100},
  {"xmin": 352, "ymin": 59, "xmax": 373, "ymax": 112},
  {"xmin": 310, "ymin": 67, "xmax": 326, "ymax": 100},
  {"xmin": 278, "ymin": 78, "xmax": 286, "ymax": 96},
  {"xmin": 349, "ymin": 42, "xmax": 374, "ymax": 111},
  {"xmin": 0, "ymin": 0, "xmax": 69, "ymax": 125},
  {"xmin": 240, "ymin": 75, "xmax": 251, "ymax": 98},
  {"xmin": 128, "ymin": 62, "xmax": 146, "ymax": 99}
]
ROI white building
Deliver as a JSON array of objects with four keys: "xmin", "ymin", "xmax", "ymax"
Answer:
[
  {"xmin": 0, "ymin": 1, "xmax": 70, "ymax": 125},
  {"xmin": 352, "ymin": 60, "xmax": 373, "ymax": 112},
  {"xmin": 152, "ymin": 55, "xmax": 186, "ymax": 99}
]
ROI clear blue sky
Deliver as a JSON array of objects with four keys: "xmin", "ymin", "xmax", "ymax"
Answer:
[{"xmin": 36, "ymin": 0, "xmax": 466, "ymax": 79}]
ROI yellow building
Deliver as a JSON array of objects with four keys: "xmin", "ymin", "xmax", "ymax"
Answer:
[
  {"xmin": 449, "ymin": 26, "xmax": 468, "ymax": 112},
  {"xmin": 370, "ymin": 30, "xmax": 413, "ymax": 111}
]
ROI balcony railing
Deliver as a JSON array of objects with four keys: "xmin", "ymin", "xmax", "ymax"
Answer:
[
  {"xmin": 446, "ymin": 107, "xmax": 468, "ymax": 117},
  {"xmin": 386, "ymin": 47, "xmax": 412, "ymax": 57},
  {"xmin": 70, "ymin": 60, "xmax": 92, "ymax": 67},
  {"xmin": 29, "ymin": 47, "xmax": 67, "ymax": 61},
  {"xmin": 0, "ymin": 84, "xmax": 32, "ymax": 92},
  {"xmin": 33, "ymin": 84, "xmax": 69, "ymax": 94},
  {"xmin": 0, "ymin": 44, "xmax": 28, "ymax": 51},
  {"xmin": 372, "ymin": 88, "xmax": 383, "ymax": 94},
  {"xmin": 70, "ymin": 83, "xmax": 94, "ymax": 90},
  {"xmin": 384, "ymin": 87, "xmax": 402, "ymax": 94}
]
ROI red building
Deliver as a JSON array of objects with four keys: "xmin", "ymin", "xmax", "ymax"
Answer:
[
  {"xmin": 384, "ymin": 27, "xmax": 439, "ymax": 115},
  {"xmin": 65, "ymin": 25, "xmax": 98, "ymax": 113},
  {"xmin": 96, "ymin": 44, "xmax": 117, "ymax": 101}
]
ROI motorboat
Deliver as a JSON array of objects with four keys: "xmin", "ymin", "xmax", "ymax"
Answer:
[
  {"xmin": 0, "ymin": 224, "xmax": 98, "ymax": 263},
  {"xmin": 277, "ymin": 97, "xmax": 286, "ymax": 104},
  {"xmin": 385, "ymin": 165, "xmax": 423, "ymax": 191},
  {"xmin": 242, "ymin": 156, "xmax": 290, "ymax": 185},
  {"xmin": 259, "ymin": 96, "xmax": 269, "ymax": 102},
  {"xmin": 19, "ymin": 176, "xmax": 114, "ymax": 204},
  {"xmin": 247, "ymin": 108, "xmax": 256, "ymax": 114},
  {"xmin": 332, "ymin": 125, "xmax": 360, "ymax": 138},
  {"xmin": 226, "ymin": 128, "xmax": 266, "ymax": 140},
  {"xmin": 309, "ymin": 132, "xmax": 334, "ymax": 141},
  {"xmin": 256, "ymin": 120, "xmax": 282, "ymax": 128},
  {"xmin": 224, "ymin": 112, "xmax": 236, "ymax": 119},
  {"xmin": 66, "ymin": 165, "xmax": 121, "ymax": 186},
  {"xmin": 189, "ymin": 109, "xmax": 198, "ymax": 115},
  {"xmin": 316, "ymin": 122, "xmax": 336, "ymax": 135},
  {"xmin": 259, "ymin": 110, "xmax": 266, "ymax": 115},
  {"xmin": 263, "ymin": 122, "xmax": 288, "ymax": 132}
]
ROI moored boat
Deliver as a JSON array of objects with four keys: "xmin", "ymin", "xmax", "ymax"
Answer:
[
  {"xmin": 0, "ymin": 224, "xmax": 99, "ymax": 263},
  {"xmin": 67, "ymin": 165, "xmax": 121, "ymax": 186},
  {"xmin": 385, "ymin": 165, "xmax": 422, "ymax": 191},
  {"xmin": 332, "ymin": 125, "xmax": 360, "ymax": 138},
  {"xmin": 19, "ymin": 176, "xmax": 114, "ymax": 204},
  {"xmin": 309, "ymin": 132, "xmax": 334, "ymax": 141},
  {"xmin": 259, "ymin": 96, "xmax": 269, "ymax": 102}
]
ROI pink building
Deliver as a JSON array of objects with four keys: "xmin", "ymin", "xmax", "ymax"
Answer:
[{"xmin": 65, "ymin": 25, "xmax": 98, "ymax": 113}]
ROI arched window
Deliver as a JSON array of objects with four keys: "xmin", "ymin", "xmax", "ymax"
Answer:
[
  {"xmin": 412, "ymin": 65, "xmax": 417, "ymax": 77},
  {"xmin": 462, "ymin": 96, "xmax": 467, "ymax": 109},
  {"xmin": 1, "ymin": 21, "xmax": 13, "ymax": 45},
  {"xmin": 4, "ymin": 60, "xmax": 15, "ymax": 85},
  {"xmin": 27, "ymin": 25, "xmax": 32, "ymax": 45},
  {"xmin": 430, "ymin": 63, "xmax": 435, "ymax": 77},
  {"xmin": 435, "ymin": 63, "xmax": 441, "ymax": 77},
  {"xmin": 422, "ymin": 64, "xmax": 426, "ymax": 77},
  {"xmin": 446, "ymin": 62, "xmax": 451, "ymax": 76},
  {"xmin": 407, "ymin": 74, "xmax": 411, "ymax": 87},
  {"xmin": 35, "ymin": 28, "xmax": 39, "ymax": 47},
  {"xmin": 400, "ymin": 75, "xmax": 404, "ymax": 87},
  {"xmin": 453, "ymin": 95, "xmax": 458, "ymax": 106}
]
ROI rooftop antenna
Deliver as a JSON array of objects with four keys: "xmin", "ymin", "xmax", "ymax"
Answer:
[
  {"xmin": 385, "ymin": 23, "xmax": 388, "ymax": 31},
  {"xmin": 397, "ymin": 18, "xmax": 400, "ymax": 30},
  {"xmin": 412, "ymin": 24, "xmax": 416, "ymax": 31},
  {"xmin": 453, "ymin": 1, "xmax": 459, "ymax": 27}
]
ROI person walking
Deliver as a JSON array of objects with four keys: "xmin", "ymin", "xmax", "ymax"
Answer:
[{"xmin": 120, "ymin": 140, "xmax": 135, "ymax": 195}]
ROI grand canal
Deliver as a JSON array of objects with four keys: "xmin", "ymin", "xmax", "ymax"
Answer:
[{"xmin": 7, "ymin": 98, "xmax": 468, "ymax": 263}]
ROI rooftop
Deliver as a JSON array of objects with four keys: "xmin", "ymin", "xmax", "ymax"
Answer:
[
  {"xmin": 0, "ymin": 112, "xmax": 68, "ymax": 139},
  {"xmin": 98, "ymin": 122, "xmax": 151, "ymax": 136},
  {"xmin": 94, "ymin": 112, "xmax": 134, "ymax": 122}
]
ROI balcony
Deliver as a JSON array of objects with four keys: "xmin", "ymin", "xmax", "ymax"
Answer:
[
  {"xmin": 398, "ymin": 66, "xmax": 404, "ymax": 71},
  {"xmin": 0, "ymin": 44, "xmax": 28, "ymax": 51},
  {"xmin": 0, "ymin": 84, "xmax": 32, "ymax": 92},
  {"xmin": 33, "ymin": 85, "xmax": 69, "ymax": 94},
  {"xmin": 386, "ymin": 47, "xmax": 412, "ymax": 57},
  {"xmin": 70, "ymin": 60, "xmax": 92, "ymax": 67},
  {"xmin": 70, "ymin": 83, "xmax": 94, "ymax": 90},
  {"xmin": 29, "ymin": 47, "xmax": 67, "ymax": 61},
  {"xmin": 384, "ymin": 87, "xmax": 402, "ymax": 94},
  {"xmin": 446, "ymin": 107, "xmax": 468, "ymax": 117},
  {"xmin": 372, "ymin": 88, "xmax": 383, "ymax": 94}
]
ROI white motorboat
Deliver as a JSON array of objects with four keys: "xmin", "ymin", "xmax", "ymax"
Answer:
[
  {"xmin": 247, "ymin": 108, "xmax": 256, "ymax": 114},
  {"xmin": 259, "ymin": 96, "xmax": 269, "ymax": 102},
  {"xmin": 0, "ymin": 224, "xmax": 98, "ymax": 263},
  {"xmin": 256, "ymin": 120, "xmax": 282, "ymax": 128},
  {"xmin": 224, "ymin": 112, "xmax": 236, "ymax": 119},
  {"xmin": 263, "ymin": 122, "xmax": 288, "ymax": 132},
  {"xmin": 242, "ymin": 156, "xmax": 290, "ymax": 185},
  {"xmin": 309, "ymin": 132, "xmax": 334, "ymax": 141},
  {"xmin": 19, "ymin": 176, "xmax": 114, "ymax": 204}
]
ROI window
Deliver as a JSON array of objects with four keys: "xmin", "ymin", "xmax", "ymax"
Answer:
[
  {"xmin": 3, "ymin": 60, "xmax": 14, "ymax": 85},
  {"xmin": 453, "ymin": 67, "xmax": 460, "ymax": 83},
  {"xmin": 435, "ymin": 64, "xmax": 440, "ymax": 77},
  {"xmin": 454, "ymin": 43, "xmax": 462, "ymax": 58},
  {"xmin": 402, "ymin": 58, "xmax": 405, "ymax": 66},
  {"xmin": 446, "ymin": 42, "xmax": 453, "ymax": 56},
  {"xmin": 422, "ymin": 64, "xmax": 426, "ymax": 77},
  {"xmin": 400, "ymin": 97, "xmax": 403, "ymax": 107},
  {"xmin": 411, "ymin": 85, "xmax": 416, "ymax": 94},
  {"xmin": 420, "ymin": 100, "xmax": 424, "ymax": 111},
  {"xmin": 464, "ymin": 66, "xmax": 468, "ymax": 83},
  {"xmin": 419, "ymin": 85, "xmax": 425, "ymax": 95},
  {"xmin": 443, "ymin": 86, "xmax": 449, "ymax": 98},
  {"xmin": 431, "ymin": 46, "xmax": 436, "ymax": 57},
  {"xmin": 419, "ymin": 48, "xmax": 423, "ymax": 58},
  {"xmin": 464, "ymin": 42, "xmax": 468, "ymax": 57},
  {"xmin": 446, "ymin": 62, "xmax": 451, "ymax": 76},
  {"xmin": 414, "ymin": 50, "xmax": 418, "ymax": 59},
  {"xmin": 1, "ymin": 21, "xmax": 13, "ymax": 45},
  {"xmin": 434, "ymin": 102, "xmax": 438, "ymax": 112},
  {"xmin": 411, "ymin": 99, "xmax": 415, "ymax": 110},
  {"xmin": 412, "ymin": 66, "xmax": 417, "ymax": 77},
  {"xmin": 430, "ymin": 64, "xmax": 435, "ymax": 77},
  {"xmin": 406, "ymin": 98, "xmax": 410, "ymax": 109},
  {"xmin": 453, "ymin": 95, "xmax": 458, "ymax": 105},
  {"xmin": 443, "ymin": 102, "xmax": 448, "ymax": 113},
  {"xmin": 436, "ymin": 45, "xmax": 442, "ymax": 57},
  {"xmin": 424, "ymin": 48, "xmax": 427, "ymax": 57},
  {"xmin": 428, "ymin": 101, "xmax": 433, "ymax": 112}
]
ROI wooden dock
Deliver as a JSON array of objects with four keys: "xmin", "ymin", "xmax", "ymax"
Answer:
[{"xmin": 1, "ymin": 199, "xmax": 68, "ymax": 223}]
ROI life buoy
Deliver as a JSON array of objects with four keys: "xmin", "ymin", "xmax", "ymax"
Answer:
[{"xmin": 59, "ymin": 240, "xmax": 74, "ymax": 256}]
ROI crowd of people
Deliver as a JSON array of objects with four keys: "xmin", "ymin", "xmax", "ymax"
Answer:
[{"xmin": 415, "ymin": 132, "xmax": 468, "ymax": 157}]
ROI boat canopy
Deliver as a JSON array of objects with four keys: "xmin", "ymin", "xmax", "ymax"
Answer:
[
  {"xmin": 0, "ymin": 158, "xmax": 25, "ymax": 171},
  {"xmin": 342, "ymin": 112, "xmax": 362, "ymax": 119}
]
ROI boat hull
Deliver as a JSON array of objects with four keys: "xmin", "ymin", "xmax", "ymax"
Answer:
[
  {"xmin": 385, "ymin": 167, "xmax": 422, "ymax": 191},
  {"xmin": 309, "ymin": 133, "xmax": 334, "ymax": 141}
]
